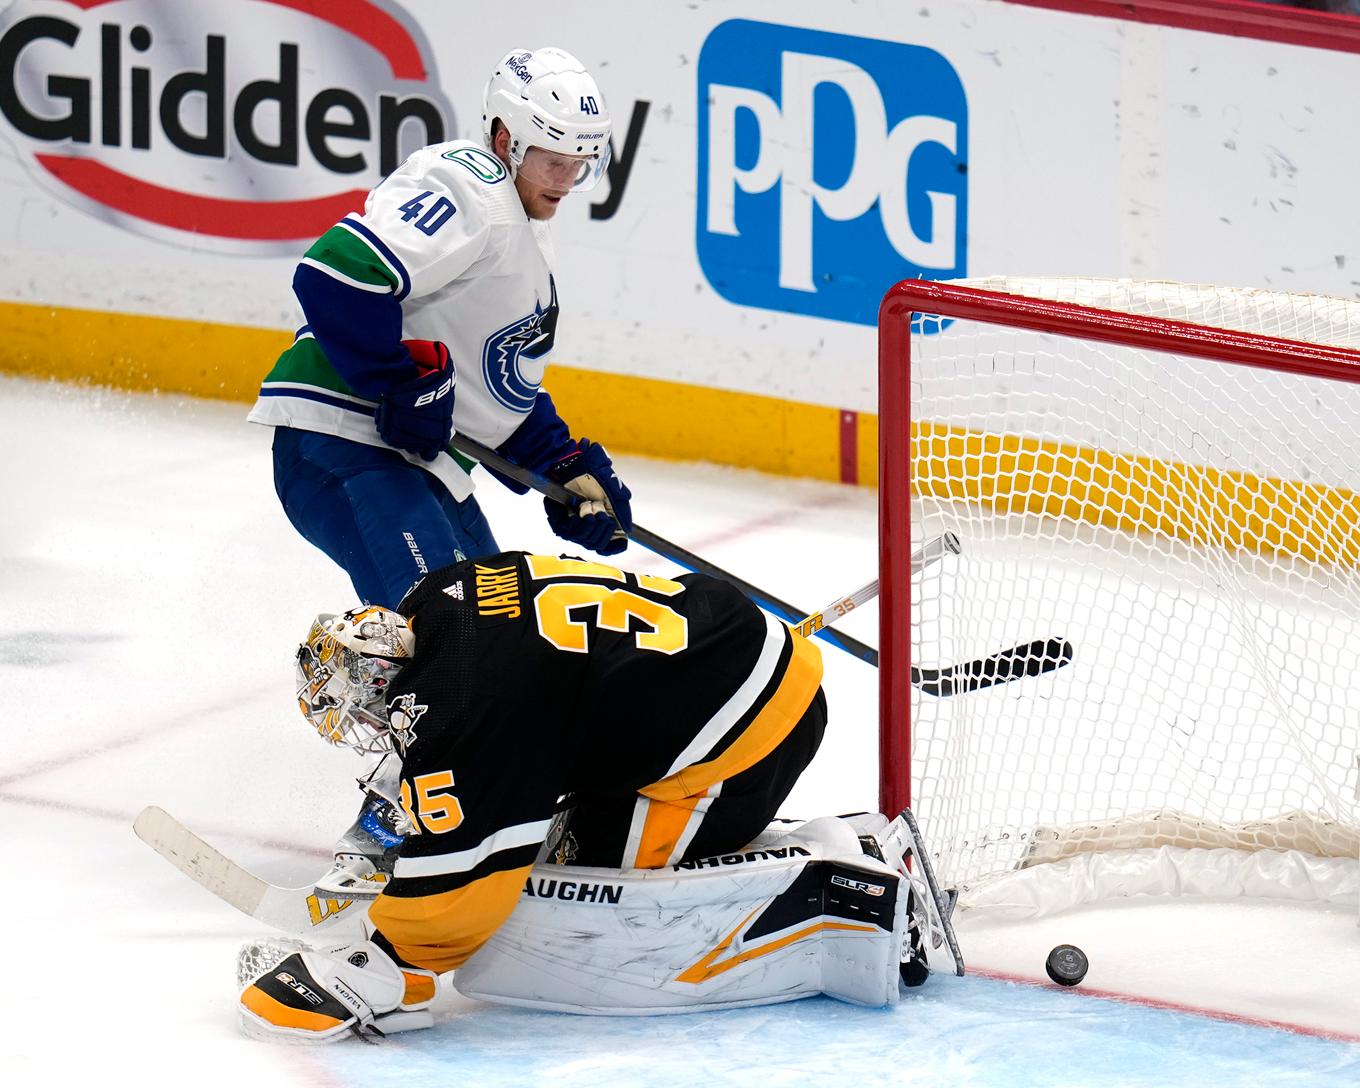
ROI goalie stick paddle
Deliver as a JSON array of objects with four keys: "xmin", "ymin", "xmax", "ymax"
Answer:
[
  {"xmin": 133, "ymin": 805, "xmax": 373, "ymax": 936},
  {"xmin": 449, "ymin": 431, "xmax": 883, "ymax": 664},
  {"xmin": 911, "ymin": 637, "xmax": 1074, "ymax": 697}
]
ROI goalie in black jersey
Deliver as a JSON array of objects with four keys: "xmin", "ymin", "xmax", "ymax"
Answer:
[{"xmin": 240, "ymin": 551, "xmax": 834, "ymax": 1042}]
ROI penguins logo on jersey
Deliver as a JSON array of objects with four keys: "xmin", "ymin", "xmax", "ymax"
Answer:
[
  {"xmin": 481, "ymin": 275, "xmax": 559, "ymax": 412},
  {"xmin": 389, "ymin": 691, "xmax": 429, "ymax": 754}
]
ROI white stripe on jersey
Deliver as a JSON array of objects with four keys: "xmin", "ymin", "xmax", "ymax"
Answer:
[
  {"xmin": 338, "ymin": 215, "xmax": 411, "ymax": 298},
  {"xmin": 667, "ymin": 782, "xmax": 721, "ymax": 865},
  {"xmin": 257, "ymin": 380, "xmax": 375, "ymax": 407},
  {"xmin": 298, "ymin": 256, "xmax": 393, "ymax": 294},
  {"xmin": 622, "ymin": 795, "xmax": 650, "ymax": 866},
  {"xmin": 661, "ymin": 612, "xmax": 787, "ymax": 777},
  {"xmin": 393, "ymin": 818, "xmax": 554, "ymax": 879}
]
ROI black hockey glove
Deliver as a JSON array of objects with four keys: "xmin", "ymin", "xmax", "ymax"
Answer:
[
  {"xmin": 546, "ymin": 438, "xmax": 633, "ymax": 556},
  {"xmin": 374, "ymin": 339, "xmax": 455, "ymax": 462}
]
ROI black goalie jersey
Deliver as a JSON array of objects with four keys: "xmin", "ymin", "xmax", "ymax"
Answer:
[{"xmin": 366, "ymin": 551, "xmax": 825, "ymax": 974}]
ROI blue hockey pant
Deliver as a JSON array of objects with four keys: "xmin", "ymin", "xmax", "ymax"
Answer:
[{"xmin": 271, "ymin": 427, "xmax": 498, "ymax": 608}]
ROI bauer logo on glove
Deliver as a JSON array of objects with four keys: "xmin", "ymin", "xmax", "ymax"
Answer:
[{"xmin": 374, "ymin": 340, "xmax": 457, "ymax": 462}]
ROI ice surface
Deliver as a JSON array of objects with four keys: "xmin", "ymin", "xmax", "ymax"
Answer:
[{"xmin": 2, "ymin": 377, "xmax": 1356, "ymax": 1084}]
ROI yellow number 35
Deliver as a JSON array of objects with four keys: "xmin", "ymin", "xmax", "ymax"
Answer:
[
  {"xmin": 527, "ymin": 555, "xmax": 689, "ymax": 655},
  {"xmin": 399, "ymin": 770, "xmax": 464, "ymax": 834}
]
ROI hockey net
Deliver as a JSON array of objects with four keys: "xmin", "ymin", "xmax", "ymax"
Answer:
[{"xmin": 879, "ymin": 277, "xmax": 1360, "ymax": 917}]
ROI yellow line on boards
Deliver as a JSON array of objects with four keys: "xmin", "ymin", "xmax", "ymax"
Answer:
[
  {"xmin": 0, "ymin": 298, "xmax": 866, "ymax": 483},
  {"xmin": 915, "ymin": 421, "xmax": 1360, "ymax": 566},
  {"xmin": 9, "ymin": 294, "xmax": 1355, "ymax": 564}
]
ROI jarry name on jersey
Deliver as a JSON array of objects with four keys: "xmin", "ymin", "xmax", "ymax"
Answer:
[{"xmin": 475, "ymin": 563, "xmax": 521, "ymax": 619}]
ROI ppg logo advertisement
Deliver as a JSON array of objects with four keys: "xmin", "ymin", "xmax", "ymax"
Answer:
[{"xmin": 697, "ymin": 20, "xmax": 968, "ymax": 326}]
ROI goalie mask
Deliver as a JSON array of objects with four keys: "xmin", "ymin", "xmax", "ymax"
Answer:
[
  {"xmin": 481, "ymin": 47, "xmax": 611, "ymax": 192},
  {"xmin": 296, "ymin": 608, "xmax": 414, "ymax": 754}
]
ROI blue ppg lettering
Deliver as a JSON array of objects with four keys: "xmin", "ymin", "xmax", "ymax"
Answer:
[
  {"xmin": 696, "ymin": 20, "xmax": 968, "ymax": 325},
  {"xmin": 397, "ymin": 190, "xmax": 457, "ymax": 236}
]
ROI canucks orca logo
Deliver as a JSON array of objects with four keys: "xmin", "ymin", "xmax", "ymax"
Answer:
[{"xmin": 482, "ymin": 276, "xmax": 559, "ymax": 412}]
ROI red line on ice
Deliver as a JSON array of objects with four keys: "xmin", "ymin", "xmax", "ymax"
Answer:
[{"xmin": 971, "ymin": 964, "xmax": 1360, "ymax": 1045}]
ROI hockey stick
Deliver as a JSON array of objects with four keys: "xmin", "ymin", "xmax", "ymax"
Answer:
[
  {"xmin": 911, "ymin": 636, "xmax": 1074, "ymax": 697},
  {"xmin": 792, "ymin": 532, "xmax": 961, "ymax": 641},
  {"xmin": 133, "ymin": 805, "xmax": 375, "ymax": 935},
  {"xmin": 449, "ymin": 431, "xmax": 881, "ymax": 665}
]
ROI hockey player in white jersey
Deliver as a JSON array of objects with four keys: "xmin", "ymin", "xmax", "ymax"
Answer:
[{"xmin": 247, "ymin": 48, "xmax": 632, "ymax": 895}]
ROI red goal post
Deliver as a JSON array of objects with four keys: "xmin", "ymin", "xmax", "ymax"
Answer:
[{"xmin": 878, "ymin": 278, "xmax": 1360, "ymax": 911}]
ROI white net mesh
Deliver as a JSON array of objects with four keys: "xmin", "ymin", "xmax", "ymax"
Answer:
[{"xmin": 905, "ymin": 277, "xmax": 1360, "ymax": 901}]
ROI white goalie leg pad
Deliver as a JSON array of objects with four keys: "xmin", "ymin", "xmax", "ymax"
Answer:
[
  {"xmin": 453, "ymin": 815, "xmax": 908, "ymax": 1014},
  {"xmin": 238, "ymin": 937, "xmax": 435, "ymax": 1044}
]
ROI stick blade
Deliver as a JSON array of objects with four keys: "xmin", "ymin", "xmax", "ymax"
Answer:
[
  {"xmin": 134, "ymin": 805, "xmax": 269, "ymax": 915},
  {"xmin": 913, "ymin": 637, "xmax": 1074, "ymax": 697}
]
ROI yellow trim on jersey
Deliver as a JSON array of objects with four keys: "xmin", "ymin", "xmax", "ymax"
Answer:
[
  {"xmin": 368, "ymin": 865, "xmax": 533, "ymax": 975},
  {"xmin": 633, "ymin": 791, "xmax": 706, "ymax": 869},
  {"xmin": 641, "ymin": 628, "xmax": 823, "ymax": 803},
  {"xmin": 239, "ymin": 985, "xmax": 346, "ymax": 1033},
  {"xmin": 676, "ymin": 911, "xmax": 877, "ymax": 984}
]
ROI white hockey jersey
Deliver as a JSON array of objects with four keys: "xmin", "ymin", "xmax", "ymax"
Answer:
[{"xmin": 248, "ymin": 140, "xmax": 562, "ymax": 500}]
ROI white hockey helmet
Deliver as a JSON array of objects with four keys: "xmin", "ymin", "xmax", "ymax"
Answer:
[
  {"xmin": 295, "ymin": 607, "xmax": 414, "ymax": 754},
  {"xmin": 481, "ymin": 47, "xmax": 611, "ymax": 192}
]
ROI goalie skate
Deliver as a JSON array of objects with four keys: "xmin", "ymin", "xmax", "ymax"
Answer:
[
  {"xmin": 875, "ymin": 808, "xmax": 965, "ymax": 979},
  {"xmin": 313, "ymin": 783, "xmax": 409, "ymax": 901}
]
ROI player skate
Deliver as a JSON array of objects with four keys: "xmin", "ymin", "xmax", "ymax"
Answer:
[
  {"xmin": 313, "ymin": 786, "xmax": 405, "ymax": 900},
  {"xmin": 868, "ymin": 809, "xmax": 966, "ymax": 981}
]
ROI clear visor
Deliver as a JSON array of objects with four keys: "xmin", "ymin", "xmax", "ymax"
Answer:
[{"xmin": 518, "ymin": 144, "xmax": 611, "ymax": 193}]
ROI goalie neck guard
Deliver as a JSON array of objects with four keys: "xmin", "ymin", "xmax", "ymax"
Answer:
[
  {"xmin": 481, "ymin": 47, "xmax": 611, "ymax": 192},
  {"xmin": 296, "ymin": 608, "xmax": 414, "ymax": 754}
]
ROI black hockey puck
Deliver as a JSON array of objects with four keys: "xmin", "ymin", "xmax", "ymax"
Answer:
[{"xmin": 1045, "ymin": 944, "xmax": 1088, "ymax": 986}]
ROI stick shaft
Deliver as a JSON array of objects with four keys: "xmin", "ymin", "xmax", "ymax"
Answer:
[
  {"xmin": 792, "ymin": 532, "xmax": 960, "ymax": 643},
  {"xmin": 450, "ymin": 431, "xmax": 881, "ymax": 664}
]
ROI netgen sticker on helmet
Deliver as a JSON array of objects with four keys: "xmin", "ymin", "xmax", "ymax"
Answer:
[
  {"xmin": 0, "ymin": 0, "xmax": 455, "ymax": 250},
  {"xmin": 480, "ymin": 47, "xmax": 611, "ymax": 192}
]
